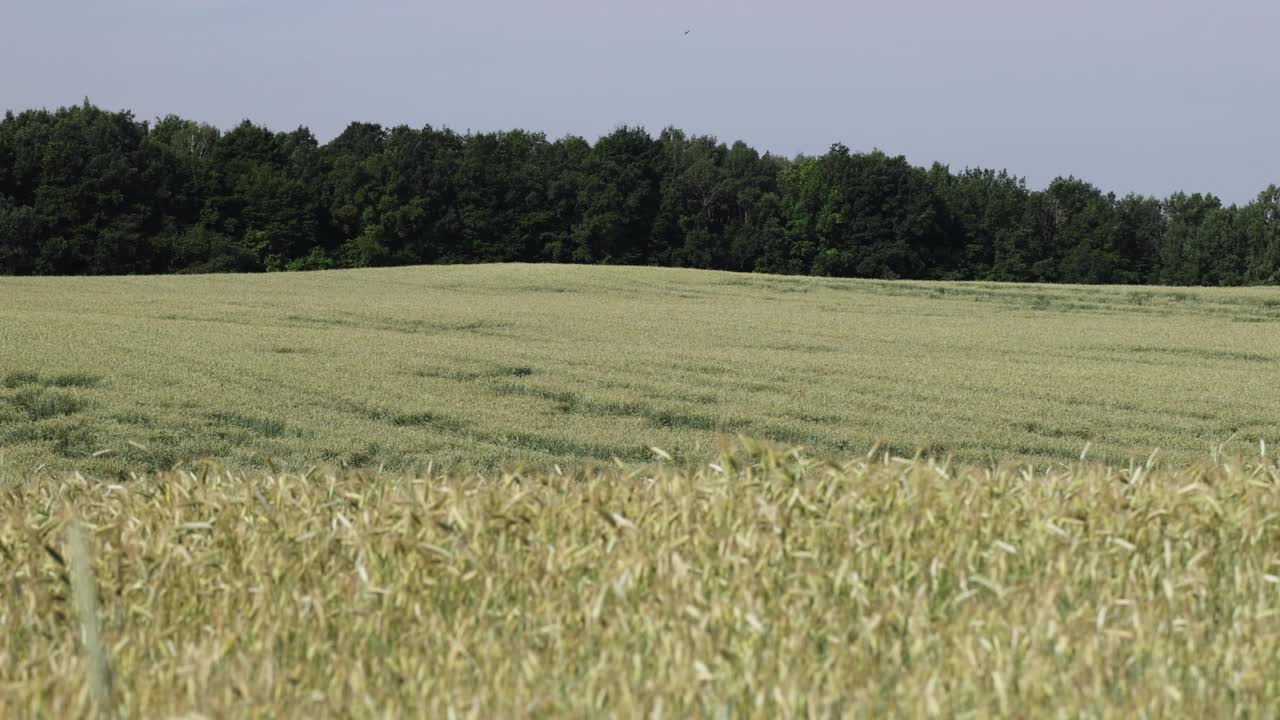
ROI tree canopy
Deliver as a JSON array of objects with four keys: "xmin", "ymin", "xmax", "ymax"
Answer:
[{"xmin": 1, "ymin": 101, "xmax": 1276, "ymax": 285}]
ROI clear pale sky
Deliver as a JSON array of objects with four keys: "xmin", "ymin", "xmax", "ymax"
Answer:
[{"xmin": 3, "ymin": 0, "xmax": 1276, "ymax": 203}]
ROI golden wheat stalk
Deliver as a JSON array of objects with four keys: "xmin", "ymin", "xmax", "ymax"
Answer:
[{"xmin": 66, "ymin": 520, "xmax": 113, "ymax": 717}]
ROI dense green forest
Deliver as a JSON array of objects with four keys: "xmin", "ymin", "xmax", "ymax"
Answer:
[{"xmin": 1, "ymin": 101, "xmax": 1277, "ymax": 284}]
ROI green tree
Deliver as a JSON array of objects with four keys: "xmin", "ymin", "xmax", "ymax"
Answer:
[
  {"xmin": 932, "ymin": 167, "xmax": 1029, "ymax": 280},
  {"xmin": 1112, "ymin": 194, "xmax": 1165, "ymax": 284},
  {"xmin": 0, "ymin": 102, "xmax": 182, "ymax": 274},
  {"xmin": 0, "ymin": 100, "xmax": 1276, "ymax": 286},
  {"xmin": 1156, "ymin": 193, "xmax": 1223, "ymax": 285},
  {"xmin": 1240, "ymin": 186, "xmax": 1280, "ymax": 284},
  {"xmin": 537, "ymin": 135, "xmax": 590, "ymax": 262},
  {"xmin": 787, "ymin": 146, "xmax": 947, "ymax": 279},
  {"xmin": 324, "ymin": 122, "xmax": 390, "ymax": 266},
  {"xmin": 652, "ymin": 128, "xmax": 736, "ymax": 268},
  {"xmin": 571, "ymin": 126, "xmax": 660, "ymax": 264}
]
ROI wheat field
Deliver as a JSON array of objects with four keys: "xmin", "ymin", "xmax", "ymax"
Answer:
[
  {"xmin": 5, "ymin": 442, "xmax": 1280, "ymax": 717},
  {"xmin": 4, "ymin": 265, "xmax": 1280, "ymax": 717},
  {"xmin": 1, "ymin": 264, "xmax": 1278, "ymax": 475}
]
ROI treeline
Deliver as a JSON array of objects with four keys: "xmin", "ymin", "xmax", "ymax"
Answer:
[{"xmin": 1, "ymin": 101, "xmax": 1278, "ymax": 284}]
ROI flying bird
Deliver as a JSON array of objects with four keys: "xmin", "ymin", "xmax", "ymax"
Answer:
[{"xmin": 683, "ymin": 29, "xmax": 691, "ymax": 35}]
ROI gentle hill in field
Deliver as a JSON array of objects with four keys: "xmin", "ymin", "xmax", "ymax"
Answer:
[{"xmin": 1, "ymin": 263, "xmax": 1278, "ymax": 475}]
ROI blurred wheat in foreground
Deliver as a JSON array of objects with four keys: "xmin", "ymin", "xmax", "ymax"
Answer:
[{"xmin": 5, "ymin": 440, "xmax": 1280, "ymax": 718}]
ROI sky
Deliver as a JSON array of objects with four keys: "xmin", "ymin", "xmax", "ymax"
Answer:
[{"xmin": 3, "ymin": 0, "xmax": 1277, "ymax": 204}]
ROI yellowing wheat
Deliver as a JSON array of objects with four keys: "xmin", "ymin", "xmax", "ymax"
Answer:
[{"xmin": 4, "ymin": 441, "xmax": 1280, "ymax": 717}]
